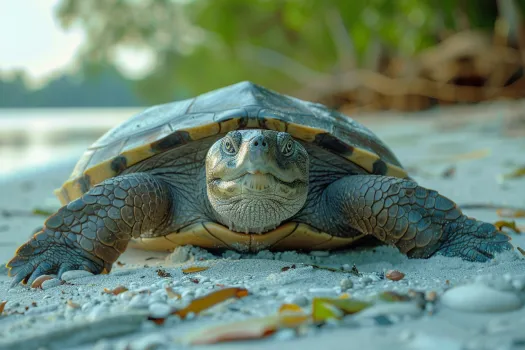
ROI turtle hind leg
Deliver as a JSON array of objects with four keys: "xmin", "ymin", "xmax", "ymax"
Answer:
[
  {"xmin": 7, "ymin": 173, "xmax": 173, "ymax": 287},
  {"xmin": 319, "ymin": 175, "xmax": 513, "ymax": 262}
]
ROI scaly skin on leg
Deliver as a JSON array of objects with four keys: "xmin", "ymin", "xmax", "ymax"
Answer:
[
  {"xmin": 7, "ymin": 173, "xmax": 172, "ymax": 287},
  {"xmin": 322, "ymin": 175, "xmax": 513, "ymax": 262}
]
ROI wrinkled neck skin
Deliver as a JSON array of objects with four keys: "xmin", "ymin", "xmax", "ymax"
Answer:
[{"xmin": 206, "ymin": 130, "xmax": 309, "ymax": 234}]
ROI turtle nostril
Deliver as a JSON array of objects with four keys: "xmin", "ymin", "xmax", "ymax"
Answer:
[
  {"xmin": 254, "ymin": 141, "xmax": 259, "ymax": 146},
  {"xmin": 262, "ymin": 141, "xmax": 267, "ymax": 147}
]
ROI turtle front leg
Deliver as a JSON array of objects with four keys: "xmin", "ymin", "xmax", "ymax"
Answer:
[
  {"xmin": 320, "ymin": 175, "xmax": 513, "ymax": 262},
  {"xmin": 7, "ymin": 173, "xmax": 172, "ymax": 287}
]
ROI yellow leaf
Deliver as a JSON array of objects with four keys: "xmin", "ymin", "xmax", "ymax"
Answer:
[
  {"xmin": 339, "ymin": 293, "xmax": 351, "ymax": 299},
  {"xmin": 174, "ymin": 287, "xmax": 248, "ymax": 319},
  {"xmin": 312, "ymin": 297, "xmax": 372, "ymax": 323},
  {"xmin": 183, "ymin": 312, "xmax": 309, "ymax": 345},
  {"xmin": 0, "ymin": 301, "xmax": 6, "ymax": 314},
  {"xmin": 103, "ymin": 285, "xmax": 129, "ymax": 295},
  {"xmin": 184, "ymin": 316, "xmax": 279, "ymax": 345},
  {"xmin": 494, "ymin": 220, "xmax": 521, "ymax": 233},
  {"xmin": 67, "ymin": 300, "xmax": 80, "ymax": 309},
  {"xmin": 312, "ymin": 299, "xmax": 344, "ymax": 323},
  {"xmin": 278, "ymin": 303, "xmax": 303, "ymax": 314},
  {"xmin": 279, "ymin": 313, "xmax": 310, "ymax": 328},
  {"xmin": 501, "ymin": 166, "xmax": 525, "ymax": 180},
  {"xmin": 182, "ymin": 266, "xmax": 210, "ymax": 274}
]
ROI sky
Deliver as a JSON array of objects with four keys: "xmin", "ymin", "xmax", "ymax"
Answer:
[{"xmin": 0, "ymin": 0, "xmax": 85, "ymax": 86}]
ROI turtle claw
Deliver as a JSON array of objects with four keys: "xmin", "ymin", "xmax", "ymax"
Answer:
[
  {"xmin": 434, "ymin": 221, "xmax": 514, "ymax": 262},
  {"xmin": 7, "ymin": 230, "xmax": 104, "ymax": 287}
]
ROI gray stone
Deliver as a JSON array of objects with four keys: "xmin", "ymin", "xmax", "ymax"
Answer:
[{"xmin": 442, "ymin": 283, "xmax": 523, "ymax": 313}]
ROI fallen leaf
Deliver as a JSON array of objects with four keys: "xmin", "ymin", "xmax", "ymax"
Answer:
[
  {"xmin": 173, "ymin": 287, "xmax": 248, "ymax": 319},
  {"xmin": 312, "ymin": 297, "xmax": 371, "ymax": 323},
  {"xmin": 439, "ymin": 148, "xmax": 491, "ymax": 163},
  {"xmin": 494, "ymin": 220, "xmax": 521, "ymax": 233},
  {"xmin": 182, "ymin": 266, "xmax": 209, "ymax": 274},
  {"xmin": 67, "ymin": 300, "xmax": 80, "ymax": 308},
  {"xmin": 184, "ymin": 316, "xmax": 280, "ymax": 345},
  {"xmin": 279, "ymin": 303, "xmax": 303, "ymax": 314},
  {"xmin": 339, "ymin": 293, "xmax": 351, "ymax": 299},
  {"xmin": 517, "ymin": 247, "xmax": 525, "ymax": 256},
  {"xmin": 312, "ymin": 299, "xmax": 344, "ymax": 323},
  {"xmin": 184, "ymin": 312, "xmax": 309, "ymax": 345},
  {"xmin": 31, "ymin": 208, "xmax": 55, "ymax": 217},
  {"xmin": 0, "ymin": 301, "xmax": 6, "ymax": 314},
  {"xmin": 501, "ymin": 166, "xmax": 525, "ymax": 180},
  {"xmin": 165, "ymin": 287, "xmax": 181, "ymax": 299},
  {"xmin": 385, "ymin": 270, "xmax": 405, "ymax": 281},
  {"xmin": 116, "ymin": 261, "xmax": 125, "ymax": 266},
  {"xmin": 156, "ymin": 268, "xmax": 172, "ymax": 278},
  {"xmin": 279, "ymin": 313, "xmax": 310, "ymax": 328},
  {"xmin": 103, "ymin": 285, "xmax": 129, "ymax": 295},
  {"xmin": 30, "ymin": 275, "xmax": 54, "ymax": 289},
  {"xmin": 496, "ymin": 208, "xmax": 525, "ymax": 218}
]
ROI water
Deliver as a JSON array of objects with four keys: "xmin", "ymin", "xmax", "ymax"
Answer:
[{"xmin": 0, "ymin": 107, "xmax": 143, "ymax": 177}]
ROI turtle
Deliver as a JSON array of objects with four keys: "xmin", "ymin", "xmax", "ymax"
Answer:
[{"xmin": 7, "ymin": 81, "xmax": 513, "ymax": 286}]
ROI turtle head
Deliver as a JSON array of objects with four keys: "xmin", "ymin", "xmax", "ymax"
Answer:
[{"xmin": 206, "ymin": 129, "xmax": 309, "ymax": 233}]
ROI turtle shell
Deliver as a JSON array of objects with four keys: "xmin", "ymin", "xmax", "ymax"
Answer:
[{"xmin": 55, "ymin": 81, "xmax": 408, "ymax": 205}]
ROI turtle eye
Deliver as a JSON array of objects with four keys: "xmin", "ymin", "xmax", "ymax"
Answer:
[
  {"xmin": 222, "ymin": 136, "xmax": 237, "ymax": 155},
  {"xmin": 282, "ymin": 139, "xmax": 295, "ymax": 156}
]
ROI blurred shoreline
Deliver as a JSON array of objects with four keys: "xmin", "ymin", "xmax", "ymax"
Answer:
[{"xmin": 0, "ymin": 107, "xmax": 143, "ymax": 177}]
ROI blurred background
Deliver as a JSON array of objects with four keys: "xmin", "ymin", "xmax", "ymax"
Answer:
[{"xmin": 1, "ymin": 0, "xmax": 525, "ymax": 178}]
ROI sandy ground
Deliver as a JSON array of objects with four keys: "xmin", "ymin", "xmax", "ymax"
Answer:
[{"xmin": 0, "ymin": 101, "xmax": 525, "ymax": 350}]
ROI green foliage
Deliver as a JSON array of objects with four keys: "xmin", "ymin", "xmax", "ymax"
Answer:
[{"xmin": 55, "ymin": 0, "xmax": 506, "ymax": 103}]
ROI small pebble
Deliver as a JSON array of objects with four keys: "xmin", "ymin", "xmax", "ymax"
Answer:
[
  {"xmin": 118, "ymin": 291, "xmax": 135, "ymax": 301},
  {"xmin": 128, "ymin": 295, "xmax": 149, "ymax": 309},
  {"xmin": 385, "ymin": 270, "xmax": 405, "ymax": 281},
  {"xmin": 284, "ymin": 295, "xmax": 308, "ymax": 306},
  {"xmin": 61, "ymin": 270, "xmax": 94, "ymax": 281},
  {"xmin": 41, "ymin": 278, "xmax": 62, "ymax": 290},
  {"xmin": 442, "ymin": 283, "xmax": 523, "ymax": 312},
  {"xmin": 340, "ymin": 278, "xmax": 353, "ymax": 291},
  {"xmin": 30, "ymin": 275, "xmax": 55, "ymax": 289},
  {"xmin": 148, "ymin": 303, "xmax": 172, "ymax": 318}
]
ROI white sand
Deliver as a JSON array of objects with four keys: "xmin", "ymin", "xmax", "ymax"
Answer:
[{"xmin": 1, "ymin": 102, "xmax": 525, "ymax": 350}]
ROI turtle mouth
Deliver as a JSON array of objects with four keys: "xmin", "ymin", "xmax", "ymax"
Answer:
[{"xmin": 211, "ymin": 172, "xmax": 304, "ymax": 196}]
